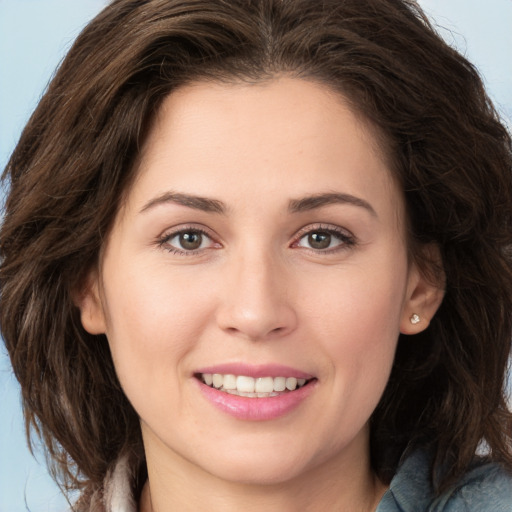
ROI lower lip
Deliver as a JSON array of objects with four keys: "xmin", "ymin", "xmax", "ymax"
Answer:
[{"xmin": 197, "ymin": 379, "xmax": 317, "ymax": 421}]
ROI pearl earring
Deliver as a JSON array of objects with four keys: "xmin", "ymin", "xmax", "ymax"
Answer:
[{"xmin": 410, "ymin": 313, "xmax": 420, "ymax": 325}]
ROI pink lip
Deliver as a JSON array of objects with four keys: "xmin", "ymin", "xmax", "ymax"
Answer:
[
  {"xmin": 195, "ymin": 377, "xmax": 317, "ymax": 422},
  {"xmin": 195, "ymin": 363, "xmax": 313, "ymax": 379}
]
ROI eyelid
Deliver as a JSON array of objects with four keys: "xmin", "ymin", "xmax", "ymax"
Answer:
[
  {"xmin": 291, "ymin": 223, "xmax": 356, "ymax": 252},
  {"xmin": 156, "ymin": 224, "xmax": 221, "ymax": 254},
  {"xmin": 155, "ymin": 222, "xmax": 355, "ymax": 255}
]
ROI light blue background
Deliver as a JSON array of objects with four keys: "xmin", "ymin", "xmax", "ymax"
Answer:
[{"xmin": 1, "ymin": 1, "xmax": 511, "ymax": 511}]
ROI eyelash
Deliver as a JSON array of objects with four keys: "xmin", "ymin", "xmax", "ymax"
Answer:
[
  {"xmin": 292, "ymin": 224, "xmax": 356, "ymax": 254},
  {"xmin": 156, "ymin": 224, "xmax": 356, "ymax": 256},
  {"xmin": 157, "ymin": 225, "xmax": 217, "ymax": 256}
]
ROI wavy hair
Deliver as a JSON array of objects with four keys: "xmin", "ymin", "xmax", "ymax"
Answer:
[{"xmin": 1, "ymin": 0, "xmax": 511, "ymax": 503}]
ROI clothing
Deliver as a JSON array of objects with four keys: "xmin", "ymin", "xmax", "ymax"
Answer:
[
  {"xmin": 74, "ymin": 454, "xmax": 137, "ymax": 512},
  {"xmin": 377, "ymin": 450, "xmax": 512, "ymax": 511},
  {"xmin": 80, "ymin": 450, "xmax": 512, "ymax": 511}
]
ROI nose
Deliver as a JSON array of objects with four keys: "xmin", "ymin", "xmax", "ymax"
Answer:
[{"xmin": 215, "ymin": 247, "xmax": 298, "ymax": 341}]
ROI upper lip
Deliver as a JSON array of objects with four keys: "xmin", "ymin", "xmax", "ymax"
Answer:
[{"xmin": 195, "ymin": 363, "xmax": 314, "ymax": 380}]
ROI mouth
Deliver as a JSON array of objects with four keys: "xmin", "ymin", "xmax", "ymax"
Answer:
[
  {"xmin": 196, "ymin": 373, "xmax": 315, "ymax": 397},
  {"xmin": 195, "ymin": 366, "xmax": 317, "ymax": 420}
]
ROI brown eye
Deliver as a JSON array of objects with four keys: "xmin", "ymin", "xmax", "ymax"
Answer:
[
  {"xmin": 162, "ymin": 229, "xmax": 214, "ymax": 253},
  {"xmin": 308, "ymin": 232, "xmax": 331, "ymax": 249},
  {"xmin": 179, "ymin": 231, "xmax": 203, "ymax": 250},
  {"xmin": 296, "ymin": 227, "xmax": 354, "ymax": 252}
]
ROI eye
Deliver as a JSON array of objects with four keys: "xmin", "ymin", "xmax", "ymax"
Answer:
[
  {"xmin": 295, "ymin": 226, "xmax": 355, "ymax": 252},
  {"xmin": 158, "ymin": 227, "xmax": 218, "ymax": 254}
]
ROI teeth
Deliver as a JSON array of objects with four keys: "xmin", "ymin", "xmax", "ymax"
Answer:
[
  {"xmin": 237, "ymin": 375, "xmax": 255, "ymax": 393},
  {"xmin": 255, "ymin": 377, "xmax": 274, "ymax": 393},
  {"xmin": 226, "ymin": 389, "xmax": 280, "ymax": 397},
  {"xmin": 273, "ymin": 376, "xmax": 286, "ymax": 392},
  {"xmin": 201, "ymin": 373, "xmax": 310, "ymax": 395},
  {"xmin": 286, "ymin": 377, "xmax": 297, "ymax": 390},
  {"xmin": 212, "ymin": 374, "xmax": 223, "ymax": 388},
  {"xmin": 223, "ymin": 374, "xmax": 237, "ymax": 390}
]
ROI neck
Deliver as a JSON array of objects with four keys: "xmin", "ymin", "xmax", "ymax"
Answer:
[
  {"xmin": 139, "ymin": 430, "xmax": 387, "ymax": 512},
  {"xmin": 140, "ymin": 472, "xmax": 386, "ymax": 512}
]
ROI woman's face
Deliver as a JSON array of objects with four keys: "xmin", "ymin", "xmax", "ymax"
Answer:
[{"xmin": 80, "ymin": 78, "xmax": 439, "ymax": 486}]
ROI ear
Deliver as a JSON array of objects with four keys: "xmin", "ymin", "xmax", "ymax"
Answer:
[
  {"xmin": 73, "ymin": 268, "xmax": 107, "ymax": 335},
  {"xmin": 400, "ymin": 247, "xmax": 445, "ymax": 335}
]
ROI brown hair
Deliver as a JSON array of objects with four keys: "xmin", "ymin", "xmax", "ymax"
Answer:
[{"xmin": 1, "ymin": 0, "xmax": 511, "ymax": 502}]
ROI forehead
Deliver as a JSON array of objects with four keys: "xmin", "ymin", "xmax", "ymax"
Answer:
[
  {"xmin": 144, "ymin": 77, "xmax": 388, "ymax": 162},
  {"xmin": 126, "ymin": 77, "xmax": 403, "ymax": 225}
]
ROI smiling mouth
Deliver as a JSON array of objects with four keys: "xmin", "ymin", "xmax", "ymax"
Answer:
[{"xmin": 197, "ymin": 373, "xmax": 314, "ymax": 397}]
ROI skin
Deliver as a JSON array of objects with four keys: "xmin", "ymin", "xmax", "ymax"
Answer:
[{"xmin": 79, "ymin": 78, "xmax": 443, "ymax": 511}]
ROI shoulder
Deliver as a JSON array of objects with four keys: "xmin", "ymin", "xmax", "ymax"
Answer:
[
  {"xmin": 377, "ymin": 449, "xmax": 512, "ymax": 512},
  {"xmin": 72, "ymin": 453, "xmax": 138, "ymax": 512},
  {"xmin": 433, "ymin": 460, "xmax": 512, "ymax": 511}
]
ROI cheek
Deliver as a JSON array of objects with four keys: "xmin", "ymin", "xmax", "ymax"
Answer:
[
  {"xmin": 100, "ymin": 258, "xmax": 217, "ymax": 398},
  {"xmin": 305, "ymin": 262, "xmax": 405, "ymax": 337},
  {"xmin": 302, "ymin": 256, "xmax": 407, "ymax": 388}
]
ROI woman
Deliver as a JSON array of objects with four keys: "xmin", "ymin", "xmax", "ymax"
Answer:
[{"xmin": 1, "ymin": 0, "xmax": 511, "ymax": 510}]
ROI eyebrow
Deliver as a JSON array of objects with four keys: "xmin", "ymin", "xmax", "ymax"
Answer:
[
  {"xmin": 140, "ymin": 191, "xmax": 226, "ymax": 214},
  {"xmin": 288, "ymin": 192, "xmax": 377, "ymax": 217},
  {"xmin": 139, "ymin": 190, "xmax": 376, "ymax": 217}
]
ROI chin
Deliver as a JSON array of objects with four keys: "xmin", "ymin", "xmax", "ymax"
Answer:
[
  {"xmin": 182, "ymin": 438, "xmax": 314, "ymax": 486},
  {"xmin": 204, "ymin": 458, "xmax": 308, "ymax": 486}
]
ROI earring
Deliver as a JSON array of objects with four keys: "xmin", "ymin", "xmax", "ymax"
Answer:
[{"xmin": 410, "ymin": 313, "xmax": 421, "ymax": 325}]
